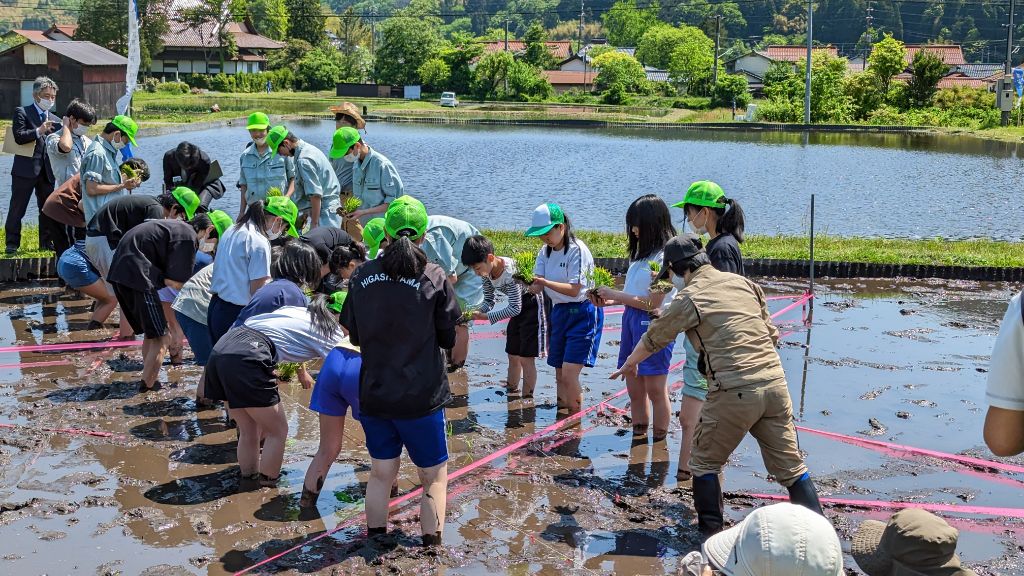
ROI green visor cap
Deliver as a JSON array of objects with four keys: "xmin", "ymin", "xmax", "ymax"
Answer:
[
  {"xmin": 327, "ymin": 290, "xmax": 348, "ymax": 313},
  {"xmin": 525, "ymin": 202, "xmax": 565, "ymax": 237},
  {"xmin": 267, "ymin": 125, "xmax": 289, "ymax": 157},
  {"xmin": 247, "ymin": 112, "xmax": 270, "ymax": 131},
  {"xmin": 329, "ymin": 127, "xmax": 361, "ymax": 159},
  {"xmin": 111, "ymin": 115, "xmax": 138, "ymax": 146},
  {"xmin": 171, "ymin": 186, "xmax": 201, "ymax": 220},
  {"xmin": 673, "ymin": 180, "xmax": 726, "ymax": 209},
  {"xmin": 208, "ymin": 210, "xmax": 234, "ymax": 238},
  {"xmin": 362, "ymin": 217, "xmax": 387, "ymax": 258},
  {"xmin": 265, "ymin": 196, "xmax": 299, "ymax": 237},
  {"xmin": 384, "ymin": 195, "xmax": 428, "ymax": 240}
]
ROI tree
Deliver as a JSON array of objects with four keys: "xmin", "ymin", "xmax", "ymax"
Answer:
[
  {"xmin": 437, "ymin": 37, "xmax": 484, "ymax": 94},
  {"xmin": 77, "ymin": 0, "xmax": 169, "ymax": 70},
  {"xmin": 248, "ymin": 0, "xmax": 288, "ymax": 40},
  {"xmin": 592, "ymin": 51, "xmax": 648, "ymax": 93},
  {"xmin": 712, "ymin": 73, "xmax": 750, "ymax": 108},
  {"xmin": 666, "ymin": 26, "xmax": 714, "ymax": 94},
  {"xmin": 418, "ymin": 58, "xmax": 451, "ymax": 90},
  {"xmin": 285, "ymin": 0, "xmax": 326, "ymax": 46},
  {"xmin": 636, "ymin": 25, "xmax": 686, "ymax": 69},
  {"xmin": 177, "ymin": 0, "xmax": 246, "ymax": 68},
  {"xmin": 868, "ymin": 34, "xmax": 907, "ymax": 94},
  {"xmin": 602, "ymin": 0, "xmax": 660, "ymax": 47},
  {"xmin": 296, "ymin": 45, "xmax": 370, "ymax": 89},
  {"xmin": 907, "ymin": 50, "xmax": 948, "ymax": 108},
  {"xmin": 375, "ymin": 13, "xmax": 442, "ymax": 85},
  {"xmin": 472, "ymin": 50, "xmax": 514, "ymax": 99},
  {"xmin": 808, "ymin": 53, "xmax": 853, "ymax": 122},
  {"xmin": 327, "ymin": 7, "xmax": 372, "ymax": 49},
  {"xmin": 662, "ymin": 0, "xmax": 745, "ymax": 39},
  {"xmin": 267, "ymin": 38, "xmax": 312, "ymax": 70},
  {"xmin": 506, "ymin": 60, "xmax": 553, "ymax": 100},
  {"xmin": 522, "ymin": 22, "xmax": 557, "ymax": 69},
  {"xmin": 845, "ymin": 71, "xmax": 883, "ymax": 120}
]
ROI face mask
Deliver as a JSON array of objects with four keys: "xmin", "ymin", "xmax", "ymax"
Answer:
[
  {"xmin": 672, "ymin": 273, "xmax": 686, "ymax": 291},
  {"xmin": 72, "ymin": 124, "xmax": 89, "ymax": 136},
  {"xmin": 343, "ymin": 152, "xmax": 358, "ymax": 163},
  {"xmin": 37, "ymin": 98, "xmax": 54, "ymax": 111},
  {"xmin": 201, "ymin": 241, "xmax": 216, "ymax": 253},
  {"xmin": 266, "ymin": 221, "xmax": 283, "ymax": 240},
  {"xmin": 689, "ymin": 211, "xmax": 708, "ymax": 236},
  {"xmin": 254, "ymin": 137, "xmax": 266, "ymax": 146},
  {"xmin": 112, "ymin": 135, "xmax": 126, "ymax": 151}
]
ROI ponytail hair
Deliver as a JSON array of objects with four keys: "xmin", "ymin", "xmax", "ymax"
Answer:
[
  {"xmin": 307, "ymin": 294, "xmax": 341, "ymax": 340},
  {"xmin": 235, "ymin": 200, "xmax": 269, "ymax": 235},
  {"xmin": 329, "ymin": 242, "xmax": 368, "ymax": 275},
  {"xmin": 190, "ymin": 213, "xmax": 212, "ymax": 235},
  {"xmin": 718, "ymin": 198, "xmax": 745, "ymax": 243},
  {"xmin": 381, "ymin": 232, "xmax": 426, "ymax": 280}
]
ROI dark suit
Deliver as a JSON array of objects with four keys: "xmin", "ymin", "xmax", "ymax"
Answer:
[
  {"xmin": 162, "ymin": 147, "xmax": 226, "ymax": 208},
  {"xmin": 7, "ymin": 104, "xmax": 60, "ymax": 252}
]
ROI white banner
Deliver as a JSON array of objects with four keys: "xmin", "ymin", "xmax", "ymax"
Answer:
[{"xmin": 115, "ymin": 0, "xmax": 141, "ymax": 115}]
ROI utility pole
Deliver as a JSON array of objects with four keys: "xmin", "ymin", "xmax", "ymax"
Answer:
[
  {"xmin": 370, "ymin": 8, "xmax": 376, "ymax": 83},
  {"xmin": 504, "ymin": 19, "xmax": 509, "ymax": 51},
  {"xmin": 1003, "ymin": 0, "xmax": 1016, "ymax": 126},
  {"xmin": 804, "ymin": 0, "xmax": 813, "ymax": 124},
  {"xmin": 580, "ymin": 0, "xmax": 587, "ymax": 91},
  {"xmin": 712, "ymin": 14, "xmax": 722, "ymax": 89},
  {"xmin": 863, "ymin": 2, "xmax": 873, "ymax": 71}
]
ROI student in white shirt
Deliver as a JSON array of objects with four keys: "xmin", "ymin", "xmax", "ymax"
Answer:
[{"xmin": 985, "ymin": 290, "xmax": 1024, "ymax": 456}]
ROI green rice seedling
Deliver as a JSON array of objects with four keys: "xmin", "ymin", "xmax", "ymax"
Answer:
[
  {"xmin": 512, "ymin": 251, "xmax": 536, "ymax": 284},
  {"xmin": 266, "ymin": 186, "xmax": 283, "ymax": 197},
  {"xmin": 119, "ymin": 163, "xmax": 137, "ymax": 180},
  {"xmin": 342, "ymin": 196, "xmax": 362, "ymax": 214},
  {"xmin": 276, "ymin": 361, "xmax": 301, "ymax": 382},
  {"xmin": 586, "ymin": 266, "xmax": 615, "ymax": 300}
]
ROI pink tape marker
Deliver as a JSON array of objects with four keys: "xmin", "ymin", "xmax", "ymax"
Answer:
[{"xmin": 745, "ymin": 492, "xmax": 1024, "ymax": 519}]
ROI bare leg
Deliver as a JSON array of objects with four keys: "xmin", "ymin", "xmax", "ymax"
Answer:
[
  {"xmin": 366, "ymin": 457, "xmax": 401, "ymax": 530},
  {"xmin": 161, "ymin": 301, "xmax": 184, "ymax": 363},
  {"xmin": 644, "ymin": 374, "xmax": 671, "ymax": 440},
  {"xmin": 677, "ymin": 395, "xmax": 705, "ymax": 480},
  {"xmin": 302, "ymin": 414, "xmax": 346, "ymax": 505},
  {"xmin": 417, "ymin": 462, "xmax": 448, "ymax": 542},
  {"xmin": 520, "ymin": 356, "xmax": 537, "ymax": 398},
  {"xmin": 78, "ymin": 280, "xmax": 117, "ymax": 324},
  {"xmin": 451, "ymin": 325, "xmax": 470, "ymax": 367},
  {"xmin": 556, "ymin": 363, "xmax": 584, "ymax": 414},
  {"xmin": 626, "ymin": 372, "xmax": 649, "ymax": 435},
  {"xmin": 246, "ymin": 404, "xmax": 289, "ymax": 481},
  {"xmin": 505, "ymin": 354, "xmax": 522, "ymax": 393},
  {"xmin": 141, "ymin": 335, "xmax": 167, "ymax": 387},
  {"xmin": 232, "ymin": 407, "xmax": 260, "ymax": 476}
]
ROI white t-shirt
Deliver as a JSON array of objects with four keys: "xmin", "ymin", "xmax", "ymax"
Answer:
[
  {"xmin": 987, "ymin": 292, "xmax": 1024, "ymax": 411},
  {"xmin": 533, "ymin": 237, "xmax": 595, "ymax": 305},
  {"xmin": 623, "ymin": 252, "xmax": 663, "ymax": 297},
  {"xmin": 244, "ymin": 306, "xmax": 347, "ymax": 362},
  {"xmin": 172, "ymin": 264, "xmax": 215, "ymax": 324},
  {"xmin": 210, "ymin": 223, "xmax": 271, "ymax": 306}
]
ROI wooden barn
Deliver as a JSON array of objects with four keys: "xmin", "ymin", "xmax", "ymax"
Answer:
[{"xmin": 0, "ymin": 27, "xmax": 128, "ymax": 117}]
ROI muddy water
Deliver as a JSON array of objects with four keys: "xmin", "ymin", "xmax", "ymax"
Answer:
[{"xmin": 0, "ymin": 278, "xmax": 1022, "ymax": 574}]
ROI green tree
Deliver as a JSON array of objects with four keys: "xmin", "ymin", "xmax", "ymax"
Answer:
[
  {"xmin": 666, "ymin": 26, "xmax": 714, "ymax": 94},
  {"xmin": 712, "ymin": 73, "xmax": 750, "ymax": 108},
  {"xmin": 248, "ymin": 0, "xmax": 288, "ymax": 40},
  {"xmin": 592, "ymin": 51, "xmax": 649, "ymax": 93},
  {"xmin": 328, "ymin": 7, "xmax": 372, "ymax": 49},
  {"xmin": 418, "ymin": 58, "xmax": 451, "ymax": 90},
  {"xmin": 522, "ymin": 22, "xmax": 557, "ymax": 69},
  {"xmin": 472, "ymin": 50, "xmax": 514, "ymax": 99},
  {"xmin": 636, "ymin": 25, "xmax": 687, "ymax": 69},
  {"xmin": 77, "ymin": 0, "xmax": 169, "ymax": 70},
  {"xmin": 907, "ymin": 50, "xmax": 948, "ymax": 108},
  {"xmin": 375, "ymin": 13, "xmax": 442, "ymax": 85},
  {"xmin": 868, "ymin": 34, "xmax": 907, "ymax": 94},
  {"xmin": 506, "ymin": 59, "xmax": 553, "ymax": 100},
  {"xmin": 267, "ymin": 38, "xmax": 312, "ymax": 70},
  {"xmin": 296, "ymin": 45, "xmax": 370, "ymax": 89},
  {"xmin": 808, "ymin": 53, "xmax": 853, "ymax": 122},
  {"xmin": 662, "ymin": 0, "xmax": 745, "ymax": 39},
  {"xmin": 602, "ymin": 0, "xmax": 660, "ymax": 47},
  {"xmin": 437, "ymin": 36, "xmax": 484, "ymax": 94},
  {"xmin": 844, "ymin": 71, "xmax": 883, "ymax": 120},
  {"xmin": 285, "ymin": 0, "xmax": 326, "ymax": 46}
]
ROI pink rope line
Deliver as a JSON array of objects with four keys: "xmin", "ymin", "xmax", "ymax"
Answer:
[
  {"xmin": 745, "ymin": 492, "xmax": 1024, "ymax": 519},
  {"xmin": 473, "ymin": 306, "xmax": 625, "ymax": 326},
  {"xmin": 0, "ymin": 339, "xmax": 143, "ymax": 354},
  {"xmin": 770, "ymin": 293, "xmax": 813, "ymax": 320}
]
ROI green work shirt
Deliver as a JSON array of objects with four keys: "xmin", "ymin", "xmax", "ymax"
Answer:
[
  {"xmin": 238, "ymin": 141, "xmax": 295, "ymax": 204},
  {"xmin": 352, "ymin": 147, "xmax": 404, "ymax": 224},
  {"xmin": 331, "ymin": 156, "xmax": 353, "ymax": 195},
  {"xmin": 292, "ymin": 140, "xmax": 341, "ymax": 228},
  {"xmin": 80, "ymin": 137, "xmax": 125, "ymax": 223}
]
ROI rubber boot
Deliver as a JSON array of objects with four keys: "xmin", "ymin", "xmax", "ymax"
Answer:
[
  {"xmin": 787, "ymin": 472, "xmax": 824, "ymax": 516},
  {"xmin": 692, "ymin": 473, "xmax": 724, "ymax": 536}
]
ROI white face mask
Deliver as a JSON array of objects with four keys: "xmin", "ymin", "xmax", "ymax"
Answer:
[
  {"xmin": 201, "ymin": 241, "xmax": 216, "ymax": 253},
  {"xmin": 72, "ymin": 124, "xmax": 89, "ymax": 136},
  {"xmin": 266, "ymin": 220, "xmax": 283, "ymax": 240},
  {"xmin": 254, "ymin": 137, "xmax": 266, "ymax": 146},
  {"xmin": 689, "ymin": 211, "xmax": 708, "ymax": 236},
  {"xmin": 37, "ymin": 98, "xmax": 54, "ymax": 111},
  {"xmin": 343, "ymin": 152, "xmax": 358, "ymax": 163},
  {"xmin": 112, "ymin": 135, "xmax": 126, "ymax": 151},
  {"xmin": 671, "ymin": 273, "xmax": 686, "ymax": 291}
]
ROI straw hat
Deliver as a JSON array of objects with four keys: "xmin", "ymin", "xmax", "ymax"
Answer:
[{"xmin": 329, "ymin": 102, "xmax": 366, "ymax": 129}]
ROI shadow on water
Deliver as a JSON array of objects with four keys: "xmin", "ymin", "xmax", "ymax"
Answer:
[
  {"xmin": 46, "ymin": 380, "xmax": 142, "ymax": 403},
  {"xmin": 129, "ymin": 417, "xmax": 229, "ymax": 442},
  {"xmin": 123, "ymin": 396, "xmax": 197, "ymax": 417},
  {"xmin": 169, "ymin": 440, "xmax": 238, "ymax": 465},
  {"xmin": 219, "ymin": 527, "xmax": 405, "ymax": 574},
  {"xmin": 144, "ymin": 465, "xmax": 256, "ymax": 505}
]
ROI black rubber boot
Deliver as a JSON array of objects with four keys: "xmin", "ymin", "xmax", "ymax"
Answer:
[
  {"xmin": 787, "ymin": 473, "xmax": 825, "ymax": 516},
  {"xmin": 692, "ymin": 473, "xmax": 724, "ymax": 536}
]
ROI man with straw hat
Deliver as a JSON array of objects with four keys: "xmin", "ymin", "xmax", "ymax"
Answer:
[
  {"xmin": 328, "ymin": 102, "xmax": 365, "ymax": 196},
  {"xmin": 852, "ymin": 508, "xmax": 978, "ymax": 576}
]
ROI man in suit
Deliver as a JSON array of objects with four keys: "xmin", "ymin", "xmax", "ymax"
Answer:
[{"xmin": 7, "ymin": 76, "xmax": 60, "ymax": 254}]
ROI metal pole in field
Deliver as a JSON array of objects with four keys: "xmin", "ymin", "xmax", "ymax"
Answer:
[
  {"xmin": 804, "ymin": 0, "xmax": 813, "ymax": 124},
  {"xmin": 712, "ymin": 14, "xmax": 722, "ymax": 89},
  {"xmin": 1003, "ymin": 0, "xmax": 1016, "ymax": 127},
  {"xmin": 809, "ymin": 193, "xmax": 816, "ymax": 308}
]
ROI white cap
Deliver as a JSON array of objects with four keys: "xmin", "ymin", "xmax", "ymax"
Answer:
[{"xmin": 703, "ymin": 503, "xmax": 843, "ymax": 576}]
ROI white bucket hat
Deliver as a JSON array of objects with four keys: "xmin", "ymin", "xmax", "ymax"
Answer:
[{"xmin": 703, "ymin": 503, "xmax": 843, "ymax": 576}]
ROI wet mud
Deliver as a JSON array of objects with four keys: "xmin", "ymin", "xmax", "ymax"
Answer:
[{"xmin": 0, "ymin": 279, "xmax": 1022, "ymax": 574}]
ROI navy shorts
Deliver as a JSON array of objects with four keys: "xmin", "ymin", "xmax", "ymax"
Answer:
[
  {"xmin": 207, "ymin": 294, "xmax": 245, "ymax": 346},
  {"xmin": 547, "ymin": 300, "xmax": 604, "ymax": 369},
  {"xmin": 361, "ymin": 409, "xmax": 448, "ymax": 468},
  {"xmin": 310, "ymin": 347, "xmax": 362, "ymax": 420},
  {"xmin": 617, "ymin": 306, "xmax": 674, "ymax": 376},
  {"xmin": 57, "ymin": 242, "xmax": 100, "ymax": 289},
  {"xmin": 175, "ymin": 310, "xmax": 212, "ymax": 366}
]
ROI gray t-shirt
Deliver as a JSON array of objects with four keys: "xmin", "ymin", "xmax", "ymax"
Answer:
[{"xmin": 243, "ymin": 305, "xmax": 347, "ymax": 362}]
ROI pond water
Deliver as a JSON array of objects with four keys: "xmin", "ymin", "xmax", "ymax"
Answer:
[{"xmin": 3, "ymin": 121, "xmax": 1024, "ymax": 239}]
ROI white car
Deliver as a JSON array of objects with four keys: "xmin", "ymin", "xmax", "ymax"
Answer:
[{"xmin": 440, "ymin": 92, "xmax": 459, "ymax": 107}]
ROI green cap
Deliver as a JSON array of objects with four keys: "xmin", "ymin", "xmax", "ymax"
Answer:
[
  {"xmin": 170, "ymin": 186, "xmax": 201, "ymax": 220},
  {"xmin": 525, "ymin": 202, "xmax": 565, "ymax": 237},
  {"xmin": 673, "ymin": 180, "xmax": 726, "ymax": 210},
  {"xmin": 246, "ymin": 112, "xmax": 270, "ymax": 131},
  {"xmin": 110, "ymin": 115, "xmax": 138, "ymax": 146},
  {"xmin": 384, "ymin": 195, "xmax": 428, "ymax": 240},
  {"xmin": 265, "ymin": 196, "xmax": 299, "ymax": 237},
  {"xmin": 329, "ymin": 127, "xmax": 361, "ymax": 159},
  {"xmin": 362, "ymin": 217, "xmax": 387, "ymax": 258},
  {"xmin": 327, "ymin": 290, "xmax": 347, "ymax": 313},
  {"xmin": 267, "ymin": 125, "xmax": 288, "ymax": 157},
  {"xmin": 209, "ymin": 209, "xmax": 233, "ymax": 238}
]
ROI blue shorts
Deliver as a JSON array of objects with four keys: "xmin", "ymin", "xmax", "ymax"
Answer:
[
  {"xmin": 207, "ymin": 295, "xmax": 245, "ymax": 347},
  {"xmin": 548, "ymin": 300, "xmax": 604, "ymax": 369},
  {"xmin": 310, "ymin": 347, "xmax": 362, "ymax": 420},
  {"xmin": 175, "ymin": 310, "xmax": 212, "ymax": 366},
  {"xmin": 360, "ymin": 409, "xmax": 448, "ymax": 468},
  {"xmin": 618, "ymin": 306, "xmax": 674, "ymax": 376},
  {"xmin": 57, "ymin": 242, "xmax": 100, "ymax": 289}
]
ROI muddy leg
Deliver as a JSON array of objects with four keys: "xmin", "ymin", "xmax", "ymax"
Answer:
[
  {"xmin": 626, "ymin": 373, "xmax": 649, "ymax": 436},
  {"xmin": 141, "ymin": 335, "xmax": 166, "ymax": 388},
  {"xmin": 79, "ymin": 280, "xmax": 117, "ymax": 325},
  {"xmin": 232, "ymin": 408, "xmax": 260, "ymax": 477},
  {"xmin": 417, "ymin": 462, "xmax": 448, "ymax": 544},
  {"xmin": 161, "ymin": 301, "xmax": 184, "ymax": 364},
  {"xmin": 677, "ymin": 395, "xmax": 704, "ymax": 480},
  {"xmin": 302, "ymin": 414, "xmax": 346, "ymax": 506},
  {"xmin": 645, "ymin": 374, "xmax": 671, "ymax": 441},
  {"xmin": 520, "ymin": 356, "xmax": 537, "ymax": 398},
  {"xmin": 557, "ymin": 363, "xmax": 584, "ymax": 414},
  {"xmin": 505, "ymin": 354, "xmax": 522, "ymax": 393},
  {"xmin": 366, "ymin": 457, "xmax": 401, "ymax": 531},
  {"xmin": 248, "ymin": 404, "xmax": 288, "ymax": 482},
  {"xmin": 451, "ymin": 325, "xmax": 470, "ymax": 367}
]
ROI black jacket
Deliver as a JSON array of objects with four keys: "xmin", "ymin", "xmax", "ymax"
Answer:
[
  {"xmin": 342, "ymin": 259, "xmax": 460, "ymax": 419},
  {"xmin": 162, "ymin": 145, "xmax": 225, "ymax": 204},
  {"xmin": 10, "ymin": 104, "xmax": 57, "ymax": 182}
]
